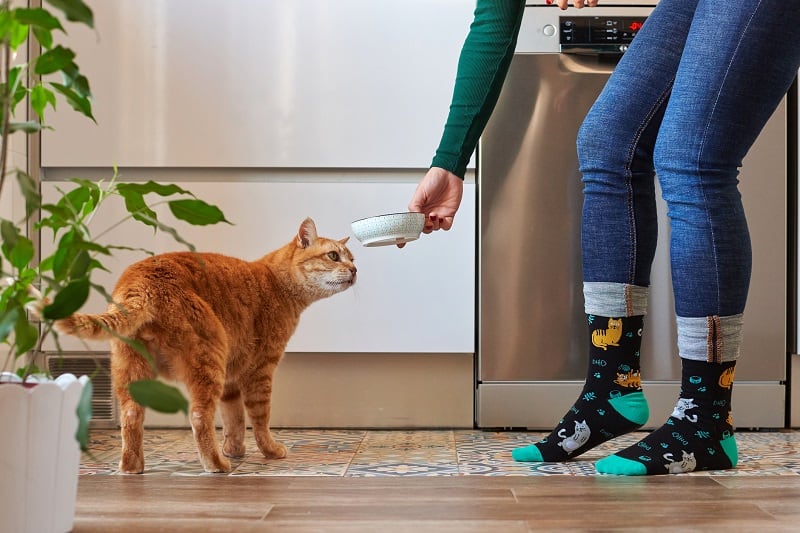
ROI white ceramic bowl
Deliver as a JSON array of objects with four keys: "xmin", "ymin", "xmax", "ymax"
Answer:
[{"xmin": 351, "ymin": 212, "xmax": 425, "ymax": 247}]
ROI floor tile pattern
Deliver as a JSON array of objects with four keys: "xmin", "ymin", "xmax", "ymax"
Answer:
[{"xmin": 81, "ymin": 428, "xmax": 800, "ymax": 477}]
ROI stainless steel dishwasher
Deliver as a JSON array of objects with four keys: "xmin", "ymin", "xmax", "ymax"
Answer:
[{"xmin": 476, "ymin": 2, "xmax": 790, "ymax": 429}]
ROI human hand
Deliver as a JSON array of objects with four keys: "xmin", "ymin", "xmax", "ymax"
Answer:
[
  {"xmin": 551, "ymin": 0, "xmax": 599, "ymax": 9},
  {"xmin": 400, "ymin": 167, "xmax": 463, "ymax": 248}
]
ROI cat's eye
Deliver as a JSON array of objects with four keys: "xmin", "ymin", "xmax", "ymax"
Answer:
[{"xmin": 327, "ymin": 251, "xmax": 340, "ymax": 261}]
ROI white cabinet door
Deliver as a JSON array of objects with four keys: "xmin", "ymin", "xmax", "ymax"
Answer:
[
  {"xmin": 41, "ymin": 0, "xmax": 474, "ymax": 168},
  {"xmin": 40, "ymin": 179, "xmax": 475, "ymax": 353}
]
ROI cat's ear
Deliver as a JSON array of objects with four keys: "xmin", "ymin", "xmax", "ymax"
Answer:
[
  {"xmin": 297, "ymin": 217, "xmax": 318, "ymax": 248},
  {"xmin": 339, "ymin": 236, "xmax": 350, "ymax": 244}
]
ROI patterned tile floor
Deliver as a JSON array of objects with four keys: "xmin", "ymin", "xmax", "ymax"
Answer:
[{"xmin": 80, "ymin": 428, "xmax": 800, "ymax": 477}]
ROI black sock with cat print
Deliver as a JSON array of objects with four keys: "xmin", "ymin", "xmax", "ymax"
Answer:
[
  {"xmin": 512, "ymin": 315, "xmax": 649, "ymax": 462},
  {"xmin": 596, "ymin": 359, "xmax": 737, "ymax": 475}
]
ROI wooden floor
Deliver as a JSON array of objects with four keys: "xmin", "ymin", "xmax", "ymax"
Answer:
[
  {"xmin": 75, "ymin": 475, "xmax": 800, "ymax": 532},
  {"xmin": 72, "ymin": 428, "xmax": 800, "ymax": 531}
]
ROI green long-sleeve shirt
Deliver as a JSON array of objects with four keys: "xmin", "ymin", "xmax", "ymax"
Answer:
[{"xmin": 431, "ymin": 0, "xmax": 525, "ymax": 179}]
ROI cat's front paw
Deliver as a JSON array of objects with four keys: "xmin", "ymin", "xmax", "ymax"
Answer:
[
  {"xmin": 119, "ymin": 453, "xmax": 145, "ymax": 474},
  {"xmin": 261, "ymin": 441, "xmax": 288, "ymax": 459},
  {"xmin": 202, "ymin": 456, "xmax": 232, "ymax": 473}
]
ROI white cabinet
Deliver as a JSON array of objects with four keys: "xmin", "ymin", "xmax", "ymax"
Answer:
[
  {"xmin": 42, "ymin": 0, "xmax": 475, "ymax": 168},
  {"xmin": 40, "ymin": 177, "xmax": 476, "ymax": 353}
]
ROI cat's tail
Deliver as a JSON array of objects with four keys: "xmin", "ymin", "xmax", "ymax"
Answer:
[
  {"xmin": 14, "ymin": 279, "xmax": 149, "ymax": 340},
  {"xmin": 54, "ymin": 301, "xmax": 150, "ymax": 341}
]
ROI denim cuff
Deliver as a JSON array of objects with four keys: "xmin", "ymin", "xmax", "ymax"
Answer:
[
  {"xmin": 676, "ymin": 314, "xmax": 743, "ymax": 363},
  {"xmin": 583, "ymin": 282, "xmax": 649, "ymax": 317}
]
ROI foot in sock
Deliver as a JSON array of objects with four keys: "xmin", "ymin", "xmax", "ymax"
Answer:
[
  {"xmin": 512, "ymin": 315, "xmax": 650, "ymax": 462},
  {"xmin": 596, "ymin": 359, "xmax": 738, "ymax": 475}
]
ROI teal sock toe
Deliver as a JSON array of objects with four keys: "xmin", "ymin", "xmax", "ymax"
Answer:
[
  {"xmin": 512, "ymin": 444, "xmax": 544, "ymax": 462},
  {"xmin": 595, "ymin": 454, "xmax": 647, "ymax": 476}
]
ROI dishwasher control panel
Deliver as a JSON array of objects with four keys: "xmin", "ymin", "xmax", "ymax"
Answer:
[{"xmin": 560, "ymin": 16, "xmax": 647, "ymax": 53}]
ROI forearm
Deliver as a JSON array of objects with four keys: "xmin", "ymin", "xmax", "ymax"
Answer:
[{"xmin": 431, "ymin": 0, "xmax": 525, "ymax": 179}]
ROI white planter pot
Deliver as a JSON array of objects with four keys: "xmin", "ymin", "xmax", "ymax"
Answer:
[{"xmin": 0, "ymin": 373, "xmax": 89, "ymax": 533}]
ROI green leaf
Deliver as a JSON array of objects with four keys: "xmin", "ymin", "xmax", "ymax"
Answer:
[
  {"xmin": 49, "ymin": 82, "xmax": 95, "ymax": 122},
  {"xmin": 15, "ymin": 7, "xmax": 65, "ymax": 32},
  {"xmin": 0, "ymin": 10, "xmax": 12, "ymax": 42},
  {"xmin": 0, "ymin": 219, "xmax": 32, "ymax": 269},
  {"xmin": 58, "ymin": 185, "xmax": 91, "ymax": 214},
  {"xmin": 106, "ymin": 244, "xmax": 155, "ymax": 256},
  {"xmin": 75, "ymin": 379, "xmax": 93, "ymax": 452},
  {"xmin": 35, "ymin": 45, "xmax": 76, "ymax": 75},
  {"xmin": 42, "ymin": 277, "xmax": 90, "ymax": 319},
  {"xmin": 44, "ymin": 0, "xmax": 94, "ymax": 28},
  {"xmin": 16, "ymin": 171, "xmax": 42, "ymax": 218},
  {"xmin": 89, "ymin": 280, "xmax": 115, "ymax": 304},
  {"xmin": 100, "ymin": 325, "xmax": 151, "ymax": 362},
  {"xmin": 30, "ymin": 84, "xmax": 57, "ymax": 121},
  {"xmin": 7, "ymin": 66, "xmax": 29, "ymax": 111},
  {"xmin": 38, "ymin": 254, "xmax": 54, "ymax": 272},
  {"xmin": 68, "ymin": 249, "xmax": 91, "ymax": 278},
  {"xmin": 1, "ymin": 219, "xmax": 20, "ymax": 256},
  {"xmin": 116, "ymin": 185, "xmax": 158, "ymax": 229},
  {"xmin": 52, "ymin": 230, "xmax": 77, "ymax": 279},
  {"xmin": 118, "ymin": 181, "xmax": 193, "ymax": 198},
  {"xmin": 71, "ymin": 240, "xmax": 111, "ymax": 256},
  {"xmin": 39, "ymin": 202, "xmax": 72, "ymax": 231},
  {"xmin": 32, "ymin": 25, "xmax": 54, "ymax": 50},
  {"xmin": 15, "ymin": 363, "xmax": 42, "ymax": 379},
  {"xmin": 129, "ymin": 379, "xmax": 189, "ymax": 415},
  {"xmin": 9, "ymin": 19, "xmax": 29, "ymax": 50},
  {"xmin": 13, "ymin": 315, "xmax": 39, "ymax": 355},
  {"xmin": 60, "ymin": 64, "xmax": 91, "ymax": 98},
  {"xmin": 70, "ymin": 178, "xmax": 100, "ymax": 198},
  {"xmin": 9, "ymin": 234, "xmax": 34, "ymax": 270},
  {"xmin": 130, "ymin": 211, "xmax": 196, "ymax": 252},
  {"xmin": 0, "ymin": 306, "xmax": 21, "ymax": 343},
  {"xmin": 168, "ymin": 199, "xmax": 231, "ymax": 226},
  {"xmin": 9, "ymin": 121, "xmax": 43, "ymax": 134}
]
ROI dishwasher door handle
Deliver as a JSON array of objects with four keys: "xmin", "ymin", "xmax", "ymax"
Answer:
[{"xmin": 559, "ymin": 53, "xmax": 623, "ymax": 75}]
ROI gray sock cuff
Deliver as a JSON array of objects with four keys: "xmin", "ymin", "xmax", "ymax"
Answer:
[
  {"xmin": 676, "ymin": 314, "xmax": 743, "ymax": 363},
  {"xmin": 583, "ymin": 282, "xmax": 649, "ymax": 317}
]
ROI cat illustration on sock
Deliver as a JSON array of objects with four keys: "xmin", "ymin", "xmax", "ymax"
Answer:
[
  {"xmin": 558, "ymin": 420, "xmax": 591, "ymax": 453},
  {"xmin": 613, "ymin": 369, "xmax": 641, "ymax": 389},
  {"xmin": 663, "ymin": 450, "xmax": 697, "ymax": 474},
  {"xmin": 591, "ymin": 317, "xmax": 623, "ymax": 350},
  {"xmin": 671, "ymin": 398, "xmax": 699, "ymax": 423}
]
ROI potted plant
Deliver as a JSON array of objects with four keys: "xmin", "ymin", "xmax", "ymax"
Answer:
[{"xmin": 1, "ymin": 1, "xmax": 228, "ymax": 531}]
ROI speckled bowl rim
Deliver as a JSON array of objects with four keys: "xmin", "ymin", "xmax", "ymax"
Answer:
[
  {"xmin": 351, "ymin": 212, "xmax": 425, "ymax": 224},
  {"xmin": 351, "ymin": 212, "xmax": 425, "ymax": 247}
]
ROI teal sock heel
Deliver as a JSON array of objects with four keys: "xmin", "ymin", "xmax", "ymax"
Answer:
[
  {"xmin": 720, "ymin": 434, "xmax": 738, "ymax": 467},
  {"xmin": 608, "ymin": 391, "xmax": 649, "ymax": 426}
]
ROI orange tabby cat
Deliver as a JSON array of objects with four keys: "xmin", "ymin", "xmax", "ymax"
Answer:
[{"xmin": 54, "ymin": 218, "xmax": 356, "ymax": 473}]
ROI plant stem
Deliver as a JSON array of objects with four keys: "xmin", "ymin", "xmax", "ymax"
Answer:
[{"xmin": 0, "ymin": 19, "xmax": 12, "ymax": 198}]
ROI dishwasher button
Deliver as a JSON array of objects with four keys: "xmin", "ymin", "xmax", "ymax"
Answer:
[{"xmin": 543, "ymin": 24, "xmax": 556, "ymax": 37}]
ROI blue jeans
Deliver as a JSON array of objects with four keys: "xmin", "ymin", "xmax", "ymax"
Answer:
[{"xmin": 577, "ymin": 0, "xmax": 800, "ymax": 362}]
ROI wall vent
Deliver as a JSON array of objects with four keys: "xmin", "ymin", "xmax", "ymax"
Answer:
[{"xmin": 46, "ymin": 353, "xmax": 117, "ymax": 428}]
